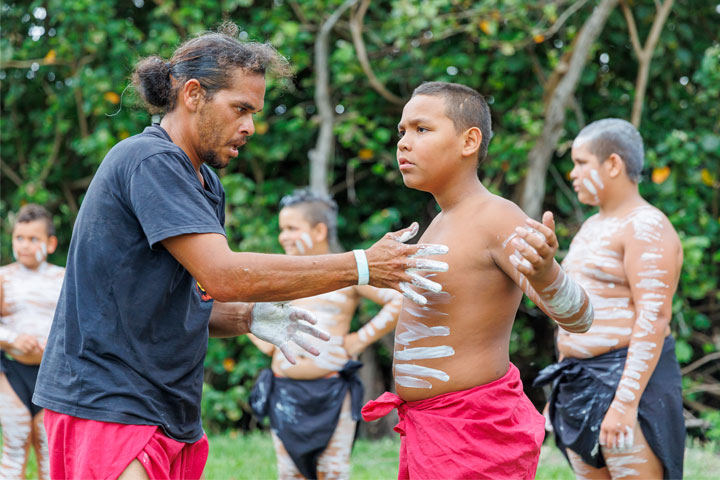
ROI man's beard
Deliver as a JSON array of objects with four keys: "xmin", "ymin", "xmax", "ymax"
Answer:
[
  {"xmin": 199, "ymin": 148, "xmax": 227, "ymax": 169},
  {"xmin": 197, "ymin": 102, "xmax": 229, "ymax": 169}
]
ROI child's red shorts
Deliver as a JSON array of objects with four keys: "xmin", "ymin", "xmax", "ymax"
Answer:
[{"xmin": 44, "ymin": 409, "xmax": 209, "ymax": 480}]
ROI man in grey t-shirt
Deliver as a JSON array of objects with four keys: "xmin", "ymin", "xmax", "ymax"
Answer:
[{"xmin": 34, "ymin": 23, "xmax": 448, "ymax": 479}]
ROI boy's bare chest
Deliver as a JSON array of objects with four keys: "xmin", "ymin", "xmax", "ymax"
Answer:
[
  {"xmin": 419, "ymin": 217, "xmax": 500, "ymax": 291},
  {"xmin": 563, "ymin": 219, "xmax": 628, "ymax": 290}
]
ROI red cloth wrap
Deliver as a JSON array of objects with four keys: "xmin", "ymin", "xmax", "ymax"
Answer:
[
  {"xmin": 362, "ymin": 363, "xmax": 545, "ymax": 479},
  {"xmin": 44, "ymin": 410, "xmax": 208, "ymax": 480}
]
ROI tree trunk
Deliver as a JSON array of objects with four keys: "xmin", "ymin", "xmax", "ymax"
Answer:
[
  {"xmin": 519, "ymin": 0, "xmax": 619, "ymax": 220},
  {"xmin": 309, "ymin": 0, "xmax": 358, "ymax": 194}
]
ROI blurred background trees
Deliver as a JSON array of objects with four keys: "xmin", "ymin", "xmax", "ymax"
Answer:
[{"xmin": 1, "ymin": 0, "xmax": 718, "ymax": 441}]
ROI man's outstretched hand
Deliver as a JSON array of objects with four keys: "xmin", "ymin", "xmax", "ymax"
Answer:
[
  {"xmin": 250, "ymin": 302, "xmax": 331, "ymax": 364},
  {"xmin": 365, "ymin": 222, "xmax": 449, "ymax": 305}
]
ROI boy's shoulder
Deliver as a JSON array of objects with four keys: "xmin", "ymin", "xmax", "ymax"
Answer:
[
  {"xmin": 468, "ymin": 191, "xmax": 527, "ymax": 227},
  {"xmin": 44, "ymin": 263, "xmax": 66, "ymax": 277},
  {"xmin": 0, "ymin": 263, "xmax": 19, "ymax": 275}
]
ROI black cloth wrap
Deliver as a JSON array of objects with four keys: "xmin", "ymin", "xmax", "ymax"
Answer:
[
  {"xmin": 250, "ymin": 360, "xmax": 364, "ymax": 479},
  {"xmin": 0, "ymin": 351, "xmax": 42, "ymax": 417},
  {"xmin": 533, "ymin": 336, "xmax": 684, "ymax": 479}
]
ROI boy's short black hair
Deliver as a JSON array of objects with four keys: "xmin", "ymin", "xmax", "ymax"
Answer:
[
  {"xmin": 412, "ymin": 82, "xmax": 493, "ymax": 163},
  {"xmin": 15, "ymin": 204, "xmax": 56, "ymax": 237}
]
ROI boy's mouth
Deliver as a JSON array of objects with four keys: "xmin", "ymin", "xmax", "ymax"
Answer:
[{"xmin": 398, "ymin": 157, "xmax": 414, "ymax": 170}]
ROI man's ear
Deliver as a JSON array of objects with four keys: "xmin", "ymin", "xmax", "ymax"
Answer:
[
  {"xmin": 46, "ymin": 235, "xmax": 58, "ymax": 255},
  {"xmin": 312, "ymin": 222, "xmax": 328, "ymax": 243},
  {"xmin": 180, "ymin": 79, "xmax": 205, "ymax": 112},
  {"xmin": 605, "ymin": 153, "xmax": 625, "ymax": 179},
  {"xmin": 462, "ymin": 127, "xmax": 482, "ymax": 159}
]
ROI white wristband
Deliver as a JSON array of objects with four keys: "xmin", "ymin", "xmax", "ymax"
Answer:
[{"xmin": 353, "ymin": 249, "xmax": 369, "ymax": 286}]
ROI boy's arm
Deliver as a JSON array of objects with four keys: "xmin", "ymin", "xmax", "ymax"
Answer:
[
  {"xmin": 494, "ymin": 211, "xmax": 593, "ymax": 333},
  {"xmin": 599, "ymin": 223, "xmax": 681, "ymax": 452},
  {"xmin": 344, "ymin": 286, "xmax": 403, "ymax": 356},
  {"xmin": 247, "ymin": 333, "xmax": 276, "ymax": 356}
]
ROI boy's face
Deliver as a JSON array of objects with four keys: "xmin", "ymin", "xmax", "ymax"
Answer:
[
  {"xmin": 278, "ymin": 206, "xmax": 323, "ymax": 256},
  {"xmin": 397, "ymin": 95, "xmax": 465, "ymax": 191},
  {"xmin": 12, "ymin": 220, "xmax": 57, "ymax": 269},
  {"xmin": 569, "ymin": 142, "xmax": 607, "ymax": 206}
]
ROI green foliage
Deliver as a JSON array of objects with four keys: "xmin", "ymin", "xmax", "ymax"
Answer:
[{"xmin": 2, "ymin": 0, "xmax": 718, "ymax": 437}]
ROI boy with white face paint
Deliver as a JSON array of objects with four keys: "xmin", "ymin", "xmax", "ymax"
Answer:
[
  {"xmin": 361, "ymin": 82, "xmax": 595, "ymax": 479},
  {"xmin": 534, "ymin": 118, "xmax": 685, "ymax": 479},
  {"xmin": 0, "ymin": 204, "xmax": 65, "ymax": 479},
  {"xmin": 248, "ymin": 189, "xmax": 403, "ymax": 480}
]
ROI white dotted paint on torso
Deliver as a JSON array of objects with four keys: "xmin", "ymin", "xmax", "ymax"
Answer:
[
  {"xmin": 559, "ymin": 206, "xmax": 668, "ymax": 359},
  {"xmin": 0, "ymin": 262, "xmax": 65, "ymax": 344}
]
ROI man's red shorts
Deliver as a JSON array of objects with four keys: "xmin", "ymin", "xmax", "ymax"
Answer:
[{"xmin": 44, "ymin": 410, "xmax": 208, "ymax": 480}]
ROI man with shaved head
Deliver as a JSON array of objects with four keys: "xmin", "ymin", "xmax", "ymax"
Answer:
[{"xmin": 535, "ymin": 118, "xmax": 685, "ymax": 479}]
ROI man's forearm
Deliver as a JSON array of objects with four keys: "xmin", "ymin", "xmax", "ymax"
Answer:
[{"xmin": 208, "ymin": 301, "xmax": 254, "ymax": 337}]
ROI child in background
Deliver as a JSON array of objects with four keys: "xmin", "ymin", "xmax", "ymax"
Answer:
[
  {"xmin": 249, "ymin": 189, "xmax": 403, "ymax": 479},
  {"xmin": 0, "ymin": 204, "xmax": 65, "ymax": 479},
  {"xmin": 361, "ymin": 82, "xmax": 594, "ymax": 479},
  {"xmin": 534, "ymin": 118, "xmax": 685, "ymax": 479}
]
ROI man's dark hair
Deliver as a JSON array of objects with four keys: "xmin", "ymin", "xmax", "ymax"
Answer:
[
  {"xmin": 279, "ymin": 188, "xmax": 343, "ymax": 253},
  {"xmin": 132, "ymin": 22, "xmax": 292, "ymax": 114},
  {"xmin": 15, "ymin": 203, "xmax": 55, "ymax": 237},
  {"xmin": 412, "ymin": 82, "xmax": 493, "ymax": 164}
]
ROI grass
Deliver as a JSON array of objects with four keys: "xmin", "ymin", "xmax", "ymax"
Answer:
[
  {"xmin": 4, "ymin": 430, "xmax": 718, "ymax": 479},
  {"xmin": 204, "ymin": 431, "xmax": 720, "ymax": 480}
]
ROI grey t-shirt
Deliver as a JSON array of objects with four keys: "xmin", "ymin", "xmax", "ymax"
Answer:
[{"xmin": 34, "ymin": 125, "xmax": 226, "ymax": 442}]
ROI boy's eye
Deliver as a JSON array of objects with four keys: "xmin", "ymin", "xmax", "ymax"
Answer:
[
  {"xmin": 237, "ymin": 106, "xmax": 246, "ymax": 113},
  {"xmin": 417, "ymin": 127, "xmax": 427, "ymax": 133},
  {"xmin": 397, "ymin": 130, "xmax": 405, "ymax": 139}
]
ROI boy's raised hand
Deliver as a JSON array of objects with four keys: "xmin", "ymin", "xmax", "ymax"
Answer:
[{"xmin": 508, "ymin": 211, "xmax": 559, "ymax": 283}]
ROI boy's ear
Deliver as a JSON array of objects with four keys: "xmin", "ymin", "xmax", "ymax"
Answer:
[
  {"xmin": 312, "ymin": 222, "xmax": 328, "ymax": 243},
  {"xmin": 46, "ymin": 235, "xmax": 58, "ymax": 255},
  {"xmin": 605, "ymin": 153, "xmax": 625, "ymax": 179},
  {"xmin": 181, "ymin": 79, "xmax": 205, "ymax": 112},
  {"xmin": 462, "ymin": 127, "xmax": 482, "ymax": 158}
]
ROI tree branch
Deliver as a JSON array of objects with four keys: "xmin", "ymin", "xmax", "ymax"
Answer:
[
  {"xmin": 620, "ymin": 0, "xmax": 643, "ymax": 57},
  {"xmin": 350, "ymin": 0, "xmax": 404, "ymax": 105},
  {"xmin": 518, "ymin": 0, "xmax": 620, "ymax": 219},
  {"xmin": 539, "ymin": 0, "xmax": 592, "ymax": 40},
  {"xmin": 621, "ymin": 0, "xmax": 674, "ymax": 127},
  {"xmin": 0, "ymin": 157, "xmax": 24, "ymax": 188},
  {"xmin": 681, "ymin": 351, "xmax": 720, "ymax": 375}
]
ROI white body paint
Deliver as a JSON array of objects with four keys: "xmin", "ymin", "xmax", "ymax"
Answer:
[
  {"xmin": 0, "ymin": 262, "xmax": 65, "ymax": 345},
  {"xmin": 394, "ymin": 287, "xmax": 454, "ymax": 388}
]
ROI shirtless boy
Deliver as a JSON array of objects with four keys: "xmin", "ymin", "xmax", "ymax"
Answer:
[
  {"xmin": 0, "ymin": 204, "xmax": 65, "ymax": 479},
  {"xmin": 249, "ymin": 189, "xmax": 402, "ymax": 479},
  {"xmin": 534, "ymin": 118, "xmax": 685, "ymax": 479},
  {"xmin": 361, "ymin": 82, "xmax": 594, "ymax": 479}
]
